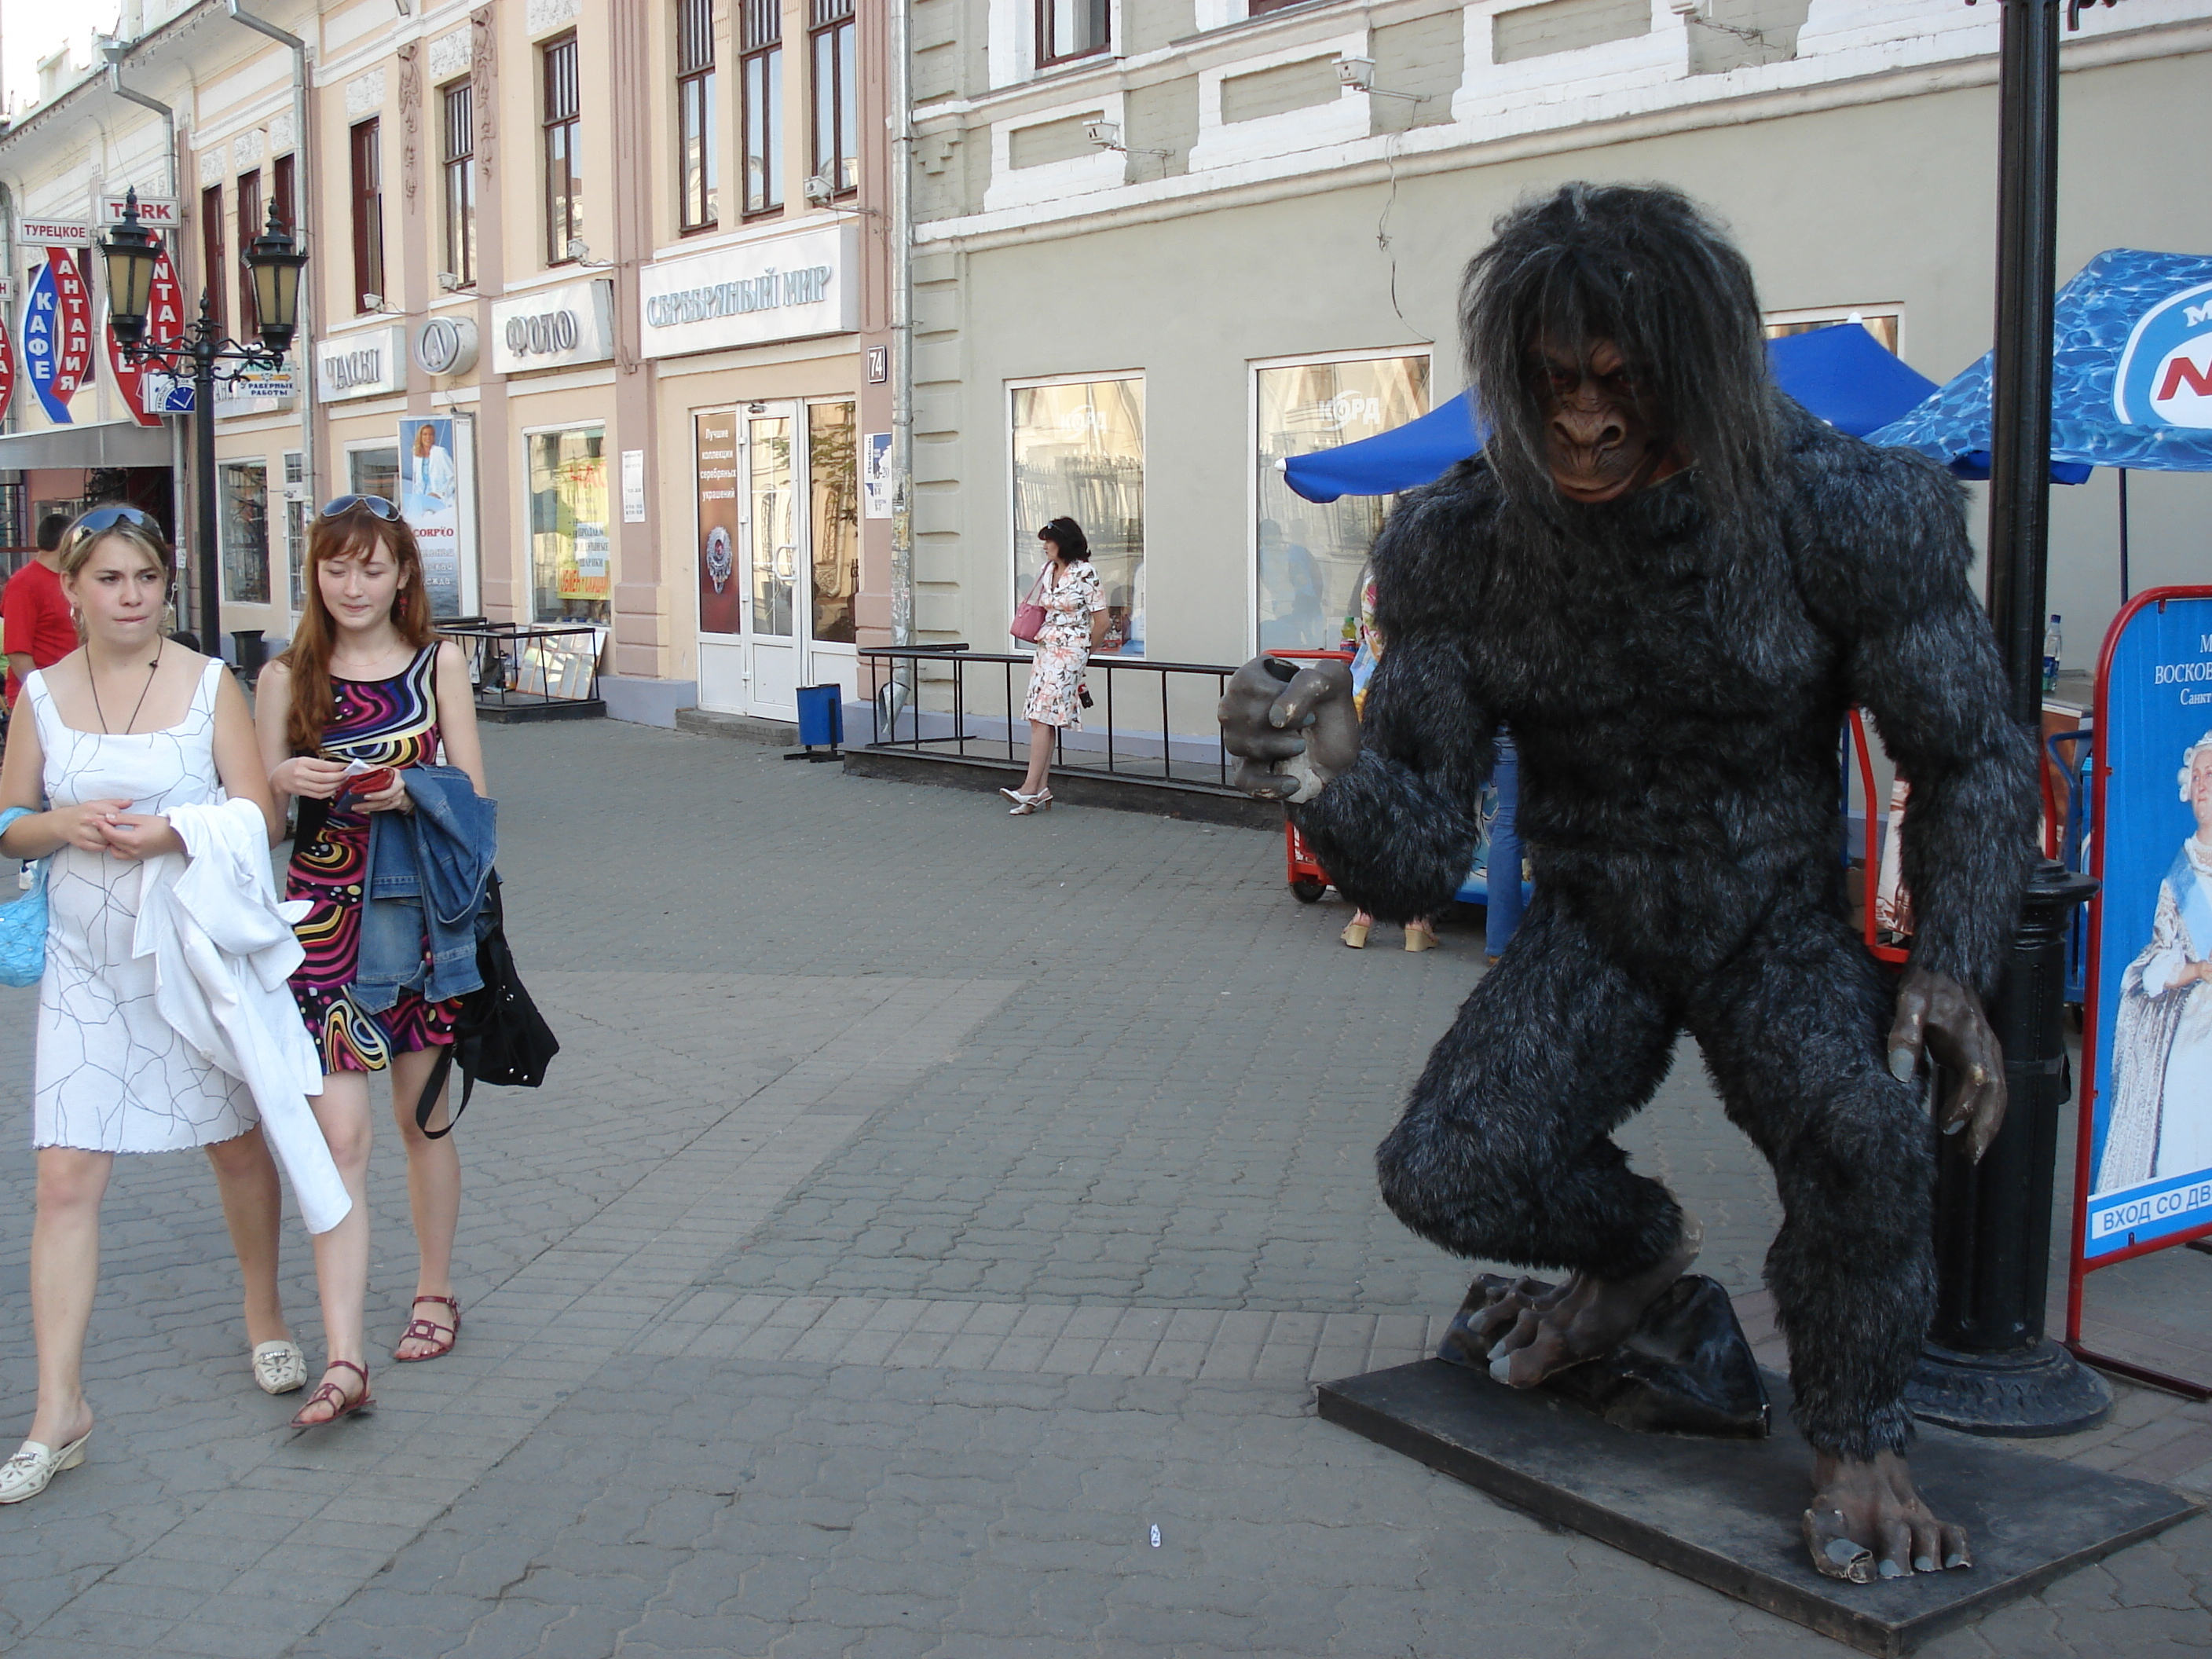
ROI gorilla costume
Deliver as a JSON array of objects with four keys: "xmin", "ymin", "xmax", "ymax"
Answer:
[{"xmin": 1221, "ymin": 184, "xmax": 2038, "ymax": 1580}]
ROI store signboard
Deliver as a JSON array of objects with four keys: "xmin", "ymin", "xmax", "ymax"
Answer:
[
  {"xmin": 397, "ymin": 413, "xmax": 477, "ymax": 620},
  {"xmin": 18, "ymin": 220, "xmax": 90, "ymax": 246},
  {"xmin": 24, "ymin": 248, "xmax": 93, "ymax": 423},
  {"xmin": 97, "ymin": 195, "xmax": 178, "ymax": 229},
  {"xmin": 317, "ymin": 324, "xmax": 408, "ymax": 401},
  {"xmin": 2076, "ymin": 588, "xmax": 2212, "ymax": 1265},
  {"xmin": 489, "ymin": 280, "xmax": 614, "ymax": 374},
  {"xmin": 638, "ymin": 224, "xmax": 857, "ymax": 360},
  {"xmin": 695, "ymin": 412, "xmax": 741, "ymax": 635}
]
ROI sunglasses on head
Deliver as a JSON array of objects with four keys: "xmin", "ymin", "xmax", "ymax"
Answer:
[
  {"xmin": 319, "ymin": 495, "xmax": 402, "ymax": 522},
  {"xmin": 71, "ymin": 504, "xmax": 160, "ymax": 538}
]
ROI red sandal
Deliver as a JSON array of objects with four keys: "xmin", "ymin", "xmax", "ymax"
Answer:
[
  {"xmin": 290, "ymin": 1360, "xmax": 373, "ymax": 1429},
  {"xmin": 394, "ymin": 1295, "xmax": 461, "ymax": 1363}
]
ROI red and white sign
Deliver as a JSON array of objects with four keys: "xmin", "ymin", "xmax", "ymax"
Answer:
[
  {"xmin": 97, "ymin": 195, "xmax": 178, "ymax": 229},
  {"xmin": 42, "ymin": 248, "xmax": 94, "ymax": 415},
  {"xmin": 19, "ymin": 220, "xmax": 90, "ymax": 247},
  {"xmin": 104, "ymin": 244, "xmax": 183, "ymax": 428}
]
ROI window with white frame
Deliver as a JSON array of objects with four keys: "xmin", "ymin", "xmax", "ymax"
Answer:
[
  {"xmin": 1011, "ymin": 377, "xmax": 1144, "ymax": 654},
  {"xmin": 1037, "ymin": 0, "xmax": 1109, "ymax": 67},
  {"xmin": 1764, "ymin": 307, "xmax": 1902, "ymax": 355},
  {"xmin": 220, "ymin": 460, "xmax": 271, "ymax": 606},
  {"xmin": 1254, "ymin": 354, "xmax": 1429, "ymax": 653}
]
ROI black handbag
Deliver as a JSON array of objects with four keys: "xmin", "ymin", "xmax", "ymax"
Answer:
[{"xmin": 413, "ymin": 873, "xmax": 560, "ymax": 1138}]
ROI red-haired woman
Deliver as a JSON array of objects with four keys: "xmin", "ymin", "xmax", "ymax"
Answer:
[{"xmin": 255, "ymin": 496, "xmax": 486, "ymax": 1426}]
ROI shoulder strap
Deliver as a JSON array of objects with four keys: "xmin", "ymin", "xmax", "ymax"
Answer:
[{"xmin": 195, "ymin": 657, "xmax": 225, "ymax": 712}]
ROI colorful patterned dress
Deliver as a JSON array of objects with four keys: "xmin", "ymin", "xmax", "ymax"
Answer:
[
  {"xmin": 1020, "ymin": 561, "xmax": 1104, "ymax": 730},
  {"xmin": 285, "ymin": 646, "xmax": 459, "ymax": 1075}
]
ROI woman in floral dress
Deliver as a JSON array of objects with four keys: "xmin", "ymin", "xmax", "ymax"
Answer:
[{"xmin": 1003, "ymin": 518, "xmax": 1108, "ymax": 815}]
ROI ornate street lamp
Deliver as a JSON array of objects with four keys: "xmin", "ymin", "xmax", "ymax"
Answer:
[{"xmin": 97, "ymin": 188, "xmax": 306, "ymax": 657}]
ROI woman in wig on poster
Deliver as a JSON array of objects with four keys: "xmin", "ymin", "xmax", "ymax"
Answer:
[{"xmin": 2098, "ymin": 732, "xmax": 2212, "ymax": 1192}]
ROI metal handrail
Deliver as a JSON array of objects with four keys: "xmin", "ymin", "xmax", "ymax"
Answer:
[
  {"xmin": 440, "ymin": 620, "xmax": 603, "ymax": 709},
  {"xmin": 859, "ymin": 644, "xmax": 1238, "ymax": 789}
]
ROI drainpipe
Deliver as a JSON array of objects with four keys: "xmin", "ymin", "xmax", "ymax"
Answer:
[
  {"xmin": 225, "ymin": 0, "xmax": 317, "ymax": 548},
  {"xmin": 0, "ymin": 182, "xmax": 16, "ymax": 440},
  {"xmin": 887, "ymin": 0, "xmax": 914, "ymax": 654}
]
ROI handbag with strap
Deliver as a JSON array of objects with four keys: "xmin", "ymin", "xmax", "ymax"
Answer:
[
  {"xmin": 1009, "ymin": 566, "xmax": 1051, "ymax": 644},
  {"xmin": 413, "ymin": 873, "xmax": 560, "ymax": 1138},
  {"xmin": 0, "ymin": 806, "xmax": 49, "ymax": 989}
]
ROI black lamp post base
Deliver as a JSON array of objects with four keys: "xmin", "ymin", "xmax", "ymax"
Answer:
[{"xmin": 1906, "ymin": 1337, "xmax": 2111, "ymax": 1437}]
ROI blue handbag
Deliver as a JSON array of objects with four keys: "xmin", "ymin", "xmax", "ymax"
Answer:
[{"xmin": 0, "ymin": 805, "xmax": 49, "ymax": 987}]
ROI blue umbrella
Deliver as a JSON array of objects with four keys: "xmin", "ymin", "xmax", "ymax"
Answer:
[
  {"xmin": 1870, "ymin": 248, "xmax": 2212, "ymax": 480},
  {"xmin": 1282, "ymin": 322, "xmax": 1942, "ymax": 504}
]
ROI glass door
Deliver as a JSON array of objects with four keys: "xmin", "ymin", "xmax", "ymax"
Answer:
[
  {"xmin": 742, "ymin": 405, "xmax": 804, "ymax": 720},
  {"xmin": 804, "ymin": 400, "xmax": 860, "ymax": 703}
]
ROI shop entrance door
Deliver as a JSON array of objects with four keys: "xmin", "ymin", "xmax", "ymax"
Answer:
[{"xmin": 741, "ymin": 405, "xmax": 804, "ymax": 723}]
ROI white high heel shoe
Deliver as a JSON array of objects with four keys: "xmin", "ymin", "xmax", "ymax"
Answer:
[
  {"xmin": 0, "ymin": 1430, "xmax": 90, "ymax": 1504},
  {"xmin": 1009, "ymin": 789, "xmax": 1053, "ymax": 815}
]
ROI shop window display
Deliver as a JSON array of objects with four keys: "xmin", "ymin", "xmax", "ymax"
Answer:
[
  {"xmin": 349, "ymin": 445, "xmax": 400, "ymax": 505},
  {"xmin": 1254, "ymin": 356, "xmax": 1428, "ymax": 654},
  {"xmin": 809, "ymin": 401, "xmax": 859, "ymax": 643},
  {"xmin": 528, "ymin": 428, "xmax": 611, "ymax": 622},
  {"xmin": 1011, "ymin": 378, "xmax": 1143, "ymax": 655},
  {"xmin": 219, "ymin": 460, "xmax": 270, "ymax": 606}
]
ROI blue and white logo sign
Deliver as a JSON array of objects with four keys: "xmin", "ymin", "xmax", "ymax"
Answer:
[
  {"xmin": 21, "ymin": 259, "xmax": 65, "ymax": 424},
  {"xmin": 2115, "ymin": 280, "xmax": 2212, "ymax": 430}
]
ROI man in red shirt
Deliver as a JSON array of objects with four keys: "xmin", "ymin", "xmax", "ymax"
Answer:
[{"xmin": 7, "ymin": 514, "xmax": 84, "ymax": 707}]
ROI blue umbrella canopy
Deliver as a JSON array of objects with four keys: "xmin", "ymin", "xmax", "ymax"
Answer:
[
  {"xmin": 1869, "ymin": 248, "xmax": 2212, "ymax": 478},
  {"xmin": 1283, "ymin": 323, "xmax": 1940, "ymax": 504}
]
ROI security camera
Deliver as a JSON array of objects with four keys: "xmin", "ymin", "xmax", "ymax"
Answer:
[
  {"xmin": 566, "ymin": 238, "xmax": 591, "ymax": 264},
  {"xmin": 436, "ymin": 271, "xmax": 461, "ymax": 291},
  {"xmin": 804, "ymin": 174, "xmax": 834, "ymax": 204},
  {"xmin": 1335, "ymin": 56, "xmax": 1375, "ymax": 91},
  {"xmin": 361, "ymin": 292, "xmax": 383, "ymax": 310},
  {"xmin": 1082, "ymin": 118, "xmax": 1121, "ymax": 148}
]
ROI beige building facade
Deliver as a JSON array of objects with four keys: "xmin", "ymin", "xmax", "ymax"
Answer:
[
  {"xmin": 0, "ymin": 0, "xmax": 895, "ymax": 725},
  {"xmin": 906, "ymin": 0, "xmax": 2212, "ymax": 690}
]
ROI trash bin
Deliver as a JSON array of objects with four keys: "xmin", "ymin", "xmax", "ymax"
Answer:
[
  {"xmin": 789, "ymin": 685, "xmax": 844, "ymax": 761},
  {"xmin": 230, "ymin": 629, "xmax": 267, "ymax": 679}
]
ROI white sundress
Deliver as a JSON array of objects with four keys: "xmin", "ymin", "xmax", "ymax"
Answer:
[{"xmin": 25, "ymin": 661, "xmax": 257, "ymax": 1152}]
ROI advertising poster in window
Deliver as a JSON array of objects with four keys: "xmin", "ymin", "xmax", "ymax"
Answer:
[
  {"xmin": 527, "ymin": 429, "xmax": 610, "ymax": 621},
  {"xmin": 397, "ymin": 414, "xmax": 477, "ymax": 620},
  {"xmin": 1011, "ymin": 379, "xmax": 1144, "ymax": 655},
  {"xmin": 2080, "ymin": 589, "xmax": 2212, "ymax": 1263},
  {"xmin": 696, "ymin": 411, "xmax": 742, "ymax": 635},
  {"xmin": 1254, "ymin": 357, "xmax": 1429, "ymax": 653}
]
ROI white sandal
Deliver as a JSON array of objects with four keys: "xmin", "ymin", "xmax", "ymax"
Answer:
[
  {"xmin": 0, "ymin": 1430, "xmax": 90, "ymax": 1504},
  {"xmin": 252, "ymin": 1339, "xmax": 309, "ymax": 1395}
]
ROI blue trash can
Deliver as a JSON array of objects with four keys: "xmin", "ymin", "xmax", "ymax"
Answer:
[{"xmin": 789, "ymin": 685, "xmax": 844, "ymax": 760}]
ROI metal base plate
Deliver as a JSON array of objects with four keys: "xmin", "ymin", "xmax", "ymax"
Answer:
[{"xmin": 1317, "ymin": 1359, "xmax": 2199, "ymax": 1657}]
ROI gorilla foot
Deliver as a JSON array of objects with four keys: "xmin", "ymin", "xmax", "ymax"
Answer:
[
  {"xmin": 1803, "ymin": 1450, "xmax": 1970, "ymax": 1583},
  {"xmin": 1472, "ymin": 1217, "xmax": 1703, "ymax": 1389}
]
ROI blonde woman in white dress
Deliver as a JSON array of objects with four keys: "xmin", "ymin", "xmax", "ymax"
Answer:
[{"xmin": 0, "ymin": 514, "xmax": 298, "ymax": 1504}]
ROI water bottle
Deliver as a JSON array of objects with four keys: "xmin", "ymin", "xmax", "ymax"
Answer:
[{"xmin": 2042, "ymin": 614, "xmax": 2063, "ymax": 695}]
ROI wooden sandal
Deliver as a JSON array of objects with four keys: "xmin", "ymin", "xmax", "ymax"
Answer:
[
  {"xmin": 394, "ymin": 1295, "xmax": 461, "ymax": 1363},
  {"xmin": 290, "ymin": 1360, "xmax": 373, "ymax": 1429}
]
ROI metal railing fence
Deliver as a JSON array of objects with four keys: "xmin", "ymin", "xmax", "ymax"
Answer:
[{"xmin": 441, "ymin": 620, "xmax": 604, "ymax": 712}]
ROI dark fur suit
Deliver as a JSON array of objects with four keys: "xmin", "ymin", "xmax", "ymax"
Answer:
[{"xmin": 1295, "ymin": 192, "xmax": 2038, "ymax": 1463}]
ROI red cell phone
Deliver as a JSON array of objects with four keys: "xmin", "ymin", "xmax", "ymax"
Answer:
[{"xmin": 339, "ymin": 765, "xmax": 397, "ymax": 804}]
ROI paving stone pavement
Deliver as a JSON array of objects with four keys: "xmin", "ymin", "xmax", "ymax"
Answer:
[{"xmin": 0, "ymin": 718, "xmax": 2204, "ymax": 1657}]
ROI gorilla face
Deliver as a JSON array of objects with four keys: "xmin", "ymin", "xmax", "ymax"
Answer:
[{"xmin": 1532, "ymin": 337, "xmax": 1685, "ymax": 504}]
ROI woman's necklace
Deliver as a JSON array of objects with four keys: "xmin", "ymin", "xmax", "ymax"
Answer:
[{"xmin": 88, "ymin": 643, "xmax": 163, "ymax": 735}]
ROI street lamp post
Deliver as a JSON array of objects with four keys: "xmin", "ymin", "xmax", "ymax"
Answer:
[{"xmin": 98, "ymin": 188, "xmax": 306, "ymax": 658}]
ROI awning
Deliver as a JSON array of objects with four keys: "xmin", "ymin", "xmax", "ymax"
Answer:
[
  {"xmin": 1282, "ymin": 324, "xmax": 1946, "ymax": 504},
  {"xmin": 0, "ymin": 422, "xmax": 173, "ymax": 470}
]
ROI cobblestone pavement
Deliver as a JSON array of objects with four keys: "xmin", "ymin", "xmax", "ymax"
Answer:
[{"xmin": 0, "ymin": 718, "xmax": 2204, "ymax": 1657}]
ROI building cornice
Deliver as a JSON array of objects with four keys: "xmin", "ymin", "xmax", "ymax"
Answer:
[{"xmin": 917, "ymin": 13, "xmax": 2211, "ymax": 253}]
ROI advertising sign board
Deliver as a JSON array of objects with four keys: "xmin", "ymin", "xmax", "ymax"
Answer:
[
  {"xmin": 637, "ymin": 224, "xmax": 858, "ymax": 359},
  {"xmin": 2076, "ymin": 588, "xmax": 2212, "ymax": 1269},
  {"xmin": 104, "ymin": 243, "xmax": 183, "ymax": 427},
  {"xmin": 695, "ymin": 412, "xmax": 741, "ymax": 635},
  {"xmin": 24, "ymin": 249, "xmax": 93, "ymax": 423},
  {"xmin": 397, "ymin": 413, "xmax": 478, "ymax": 619}
]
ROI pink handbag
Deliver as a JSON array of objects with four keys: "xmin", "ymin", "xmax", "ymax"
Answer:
[{"xmin": 1010, "ymin": 566, "xmax": 1051, "ymax": 643}]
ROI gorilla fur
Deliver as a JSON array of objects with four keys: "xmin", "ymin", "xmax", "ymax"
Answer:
[{"xmin": 1294, "ymin": 184, "xmax": 2038, "ymax": 1463}]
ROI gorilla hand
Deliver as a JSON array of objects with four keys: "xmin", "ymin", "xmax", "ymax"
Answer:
[
  {"xmin": 1887, "ymin": 966, "xmax": 2007, "ymax": 1163},
  {"xmin": 1218, "ymin": 656, "xmax": 1358, "ymax": 804}
]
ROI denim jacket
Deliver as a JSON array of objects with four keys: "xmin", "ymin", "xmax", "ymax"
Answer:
[{"xmin": 355, "ymin": 766, "xmax": 498, "ymax": 1013}]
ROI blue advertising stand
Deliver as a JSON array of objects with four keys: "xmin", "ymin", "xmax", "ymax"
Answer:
[{"xmin": 2067, "ymin": 587, "xmax": 2212, "ymax": 1399}]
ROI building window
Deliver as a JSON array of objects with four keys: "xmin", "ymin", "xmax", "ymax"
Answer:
[
  {"xmin": 273, "ymin": 152, "xmax": 296, "ymax": 230},
  {"xmin": 1037, "ymin": 0, "xmax": 1108, "ymax": 67},
  {"xmin": 1247, "ymin": 0, "xmax": 1307, "ymax": 13},
  {"xmin": 527, "ymin": 427, "xmax": 610, "ymax": 621},
  {"xmin": 1010, "ymin": 377, "xmax": 1144, "ymax": 655},
  {"xmin": 443, "ymin": 80, "xmax": 477, "ymax": 286},
  {"xmin": 1253, "ymin": 355, "xmax": 1430, "ymax": 654},
  {"xmin": 200, "ymin": 183, "xmax": 227, "ymax": 334},
  {"xmin": 740, "ymin": 0, "xmax": 782, "ymax": 216},
  {"xmin": 219, "ymin": 459, "xmax": 270, "ymax": 606},
  {"xmin": 350, "ymin": 119, "xmax": 385, "ymax": 312},
  {"xmin": 284, "ymin": 451, "xmax": 307, "ymax": 609},
  {"xmin": 349, "ymin": 443, "xmax": 400, "ymax": 504},
  {"xmin": 678, "ymin": 0, "xmax": 720, "ymax": 231},
  {"xmin": 544, "ymin": 35, "xmax": 584, "ymax": 265},
  {"xmin": 810, "ymin": 0, "xmax": 856, "ymax": 196},
  {"xmin": 809, "ymin": 401, "xmax": 858, "ymax": 642},
  {"xmin": 1765, "ymin": 309, "xmax": 1902, "ymax": 355},
  {"xmin": 236, "ymin": 170, "xmax": 262, "ymax": 340}
]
